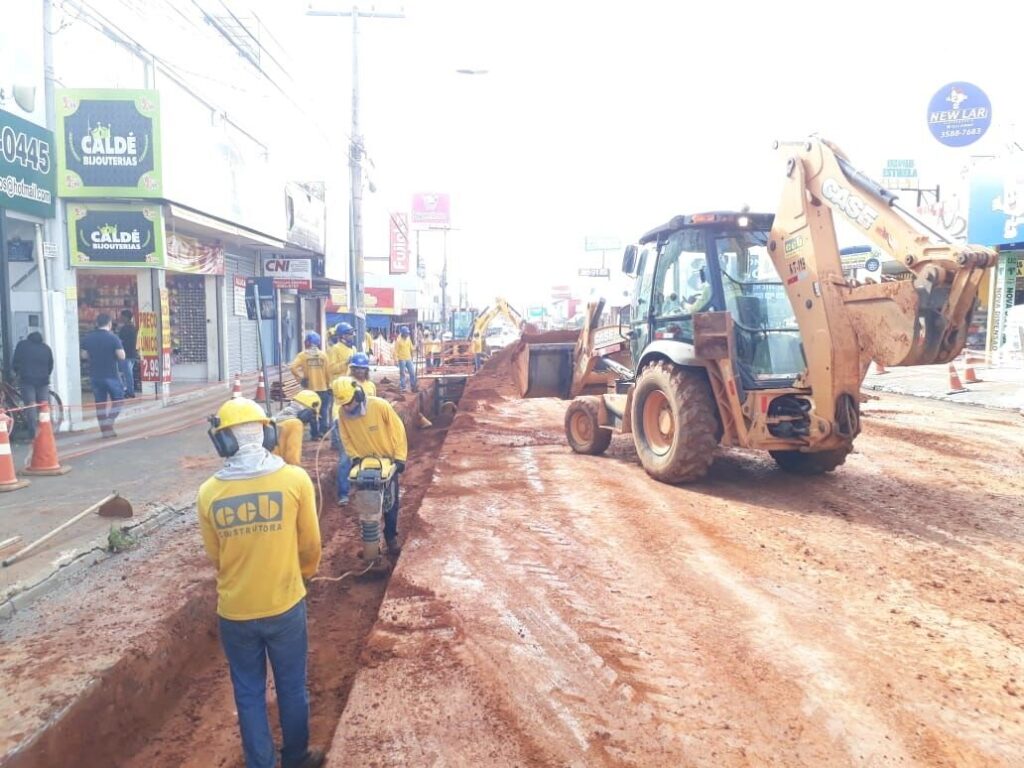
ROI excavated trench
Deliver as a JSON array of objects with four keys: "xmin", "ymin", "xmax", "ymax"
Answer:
[{"xmin": 1, "ymin": 375, "xmax": 466, "ymax": 768}]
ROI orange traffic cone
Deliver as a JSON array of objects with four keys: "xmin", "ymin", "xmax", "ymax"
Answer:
[
  {"xmin": 231, "ymin": 374, "xmax": 242, "ymax": 398},
  {"xmin": 964, "ymin": 362, "xmax": 982, "ymax": 384},
  {"xmin": 872, "ymin": 360, "xmax": 889, "ymax": 375},
  {"xmin": 947, "ymin": 363, "xmax": 967, "ymax": 395},
  {"xmin": 23, "ymin": 403, "xmax": 71, "ymax": 476},
  {"xmin": 0, "ymin": 411, "xmax": 29, "ymax": 492},
  {"xmin": 254, "ymin": 373, "xmax": 266, "ymax": 402}
]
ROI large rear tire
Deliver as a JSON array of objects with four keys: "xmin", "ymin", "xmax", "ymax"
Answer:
[
  {"xmin": 564, "ymin": 397, "xmax": 612, "ymax": 455},
  {"xmin": 770, "ymin": 446, "xmax": 850, "ymax": 475},
  {"xmin": 631, "ymin": 361, "xmax": 720, "ymax": 484}
]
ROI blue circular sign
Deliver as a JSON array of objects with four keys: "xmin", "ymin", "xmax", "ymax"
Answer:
[
  {"xmin": 864, "ymin": 256, "xmax": 880, "ymax": 272},
  {"xmin": 927, "ymin": 82, "xmax": 991, "ymax": 147}
]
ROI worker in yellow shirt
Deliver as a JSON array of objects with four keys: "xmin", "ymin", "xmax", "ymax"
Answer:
[
  {"xmin": 394, "ymin": 325, "xmax": 416, "ymax": 392},
  {"xmin": 198, "ymin": 398, "xmax": 324, "ymax": 768},
  {"xmin": 364, "ymin": 330, "xmax": 374, "ymax": 358},
  {"xmin": 326, "ymin": 323, "xmax": 355, "ymax": 449},
  {"xmin": 328, "ymin": 353, "xmax": 376, "ymax": 500},
  {"xmin": 289, "ymin": 332, "xmax": 331, "ymax": 440},
  {"xmin": 273, "ymin": 390, "xmax": 321, "ymax": 466},
  {"xmin": 471, "ymin": 332, "xmax": 484, "ymax": 372},
  {"xmin": 333, "ymin": 377, "xmax": 407, "ymax": 552}
]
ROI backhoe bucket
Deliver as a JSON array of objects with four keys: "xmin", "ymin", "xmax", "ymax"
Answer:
[{"xmin": 519, "ymin": 342, "xmax": 576, "ymax": 399}]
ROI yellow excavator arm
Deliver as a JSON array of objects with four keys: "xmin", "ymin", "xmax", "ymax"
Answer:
[
  {"xmin": 472, "ymin": 298, "xmax": 525, "ymax": 338},
  {"xmin": 769, "ymin": 138, "xmax": 996, "ymax": 413}
]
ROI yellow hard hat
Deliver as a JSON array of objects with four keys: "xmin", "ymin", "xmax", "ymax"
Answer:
[
  {"xmin": 213, "ymin": 397, "xmax": 269, "ymax": 431},
  {"xmin": 332, "ymin": 375, "xmax": 362, "ymax": 406},
  {"xmin": 293, "ymin": 389, "xmax": 321, "ymax": 413}
]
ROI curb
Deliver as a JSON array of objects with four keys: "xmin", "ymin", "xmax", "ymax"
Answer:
[
  {"xmin": 862, "ymin": 382, "xmax": 1023, "ymax": 413},
  {"xmin": 0, "ymin": 501, "xmax": 193, "ymax": 621}
]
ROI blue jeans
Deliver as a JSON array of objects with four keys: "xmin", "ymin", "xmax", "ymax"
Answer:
[
  {"xmin": 385, "ymin": 476, "xmax": 400, "ymax": 539},
  {"xmin": 120, "ymin": 358, "xmax": 136, "ymax": 396},
  {"xmin": 313, "ymin": 390, "xmax": 332, "ymax": 439},
  {"xmin": 398, "ymin": 359, "xmax": 416, "ymax": 391},
  {"xmin": 337, "ymin": 443, "xmax": 351, "ymax": 500},
  {"xmin": 219, "ymin": 599, "xmax": 311, "ymax": 768},
  {"xmin": 474, "ymin": 353, "xmax": 484, "ymax": 372},
  {"xmin": 90, "ymin": 376, "xmax": 125, "ymax": 432}
]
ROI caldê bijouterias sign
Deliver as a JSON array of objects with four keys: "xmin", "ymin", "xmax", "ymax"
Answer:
[
  {"xmin": 67, "ymin": 203, "xmax": 166, "ymax": 267},
  {"xmin": 56, "ymin": 89, "xmax": 162, "ymax": 197}
]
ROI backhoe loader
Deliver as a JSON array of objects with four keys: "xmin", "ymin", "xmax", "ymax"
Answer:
[{"xmin": 521, "ymin": 138, "xmax": 996, "ymax": 483}]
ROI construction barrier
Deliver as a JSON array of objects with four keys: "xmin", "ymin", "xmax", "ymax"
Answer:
[{"xmin": 23, "ymin": 403, "xmax": 71, "ymax": 476}]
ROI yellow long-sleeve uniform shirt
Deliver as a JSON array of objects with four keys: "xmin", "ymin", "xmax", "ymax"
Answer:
[
  {"xmin": 273, "ymin": 417, "xmax": 304, "ymax": 466},
  {"xmin": 338, "ymin": 396, "xmax": 408, "ymax": 462},
  {"xmin": 364, "ymin": 332, "xmax": 374, "ymax": 353},
  {"xmin": 289, "ymin": 348, "xmax": 330, "ymax": 391},
  {"xmin": 394, "ymin": 336, "xmax": 413, "ymax": 361},
  {"xmin": 471, "ymin": 336, "xmax": 483, "ymax": 354},
  {"xmin": 198, "ymin": 465, "xmax": 321, "ymax": 620},
  {"xmin": 328, "ymin": 342, "xmax": 354, "ymax": 377},
  {"xmin": 332, "ymin": 377, "xmax": 376, "ymax": 421}
]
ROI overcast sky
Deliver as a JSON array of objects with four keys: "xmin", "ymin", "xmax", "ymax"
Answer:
[{"xmin": 257, "ymin": 0, "xmax": 1019, "ymax": 309}]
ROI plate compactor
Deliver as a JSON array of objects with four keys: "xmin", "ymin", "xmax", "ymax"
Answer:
[{"xmin": 349, "ymin": 457, "xmax": 398, "ymax": 569}]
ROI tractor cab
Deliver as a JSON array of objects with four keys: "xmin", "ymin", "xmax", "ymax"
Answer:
[{"xmin": 624, "ymin": 211, "xmax": 804, "ymax": 389}]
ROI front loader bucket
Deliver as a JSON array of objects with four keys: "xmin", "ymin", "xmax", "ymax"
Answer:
[{"xmin": 520, "ymin": 342, "xmax": 576, "ymax": 399}]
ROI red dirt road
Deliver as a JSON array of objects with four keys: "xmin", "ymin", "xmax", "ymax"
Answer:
[{"xmin": 328, "ymin": 361, "xmax": 1024, "ymax": 766}]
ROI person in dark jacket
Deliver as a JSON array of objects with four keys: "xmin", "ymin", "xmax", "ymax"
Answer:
[
  {"xmin": 11, "ymin": 332, "xmax": 54, "ymax": 439},
  {"xmin": 117, "ymin": 309, "xmax": 139, "ymax": 398},
  {"xmin": 81, "ymin": 313, "xmax": 126, "ymax": 438}
]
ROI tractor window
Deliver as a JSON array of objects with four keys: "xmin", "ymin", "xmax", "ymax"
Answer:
[
  {"xmin": 632, "ymin": 245, "xmax": 655, "ymax": 324},
  {"xmin": 654, "ymin": 229, "xmax": 708, "ymax": 320},
  {"xmin": 714, "ymin": 229, "xmax": 805, "ymax": 383}
]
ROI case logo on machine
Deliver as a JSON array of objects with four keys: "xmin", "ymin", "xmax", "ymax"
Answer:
[
  {"xmin": 212, "ymin": 492, "xmax": 284, "ymax": 535},
  {"xmin": 821, "ymin": 177, "xmax": 879, "ymax": 230}
]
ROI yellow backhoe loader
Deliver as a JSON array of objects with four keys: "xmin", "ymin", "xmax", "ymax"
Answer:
[{"xmin": 522, "ymin": 137, "xmax": 996, "ymax": 482}]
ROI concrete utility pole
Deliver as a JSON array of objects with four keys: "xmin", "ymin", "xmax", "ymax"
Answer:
[{"xmin": 307, "ymin": 5, "xmax": 403, "ymax": 348}]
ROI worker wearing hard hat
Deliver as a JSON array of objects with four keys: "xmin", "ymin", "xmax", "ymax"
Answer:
[
  {"xmin": 347, "ymin": 352, "xmax": 377, "ymax": 396},
  {"xmin": 198, "ymin": 398, "xmax": 324, "ymax": 768},
  {"xmin": 471, "ymin": 332, "xmax": 484, "ymax": 372},
  {"xmin": 333, "ymin": 377, "xmax": 407, "ymax": 552},
  {"xmin": 289, "ymin": 333, "xmax": 331, "ymax": 441},
  {"xmin": 394, "ymin": 325, "xmax": 416, "ymax": 392},
  {"xmin": 273, "ymin": 390, "xmax": 321, "ymax": 467},
  {"xmin": 364, "ymin": 330, "xmax": 374, "ymax": 357},
  {"xmin": 329, "ymin": 354, "xmax": 376, "ymax": 498},
  {"xmin": 327, "ymin": 323, "xmax": 356, "ymax": 449}
]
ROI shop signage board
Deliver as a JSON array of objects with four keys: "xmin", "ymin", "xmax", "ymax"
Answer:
[
  {"xmin": 233, "ymin": 276, "xmax": 248, "ymax": 317},
  {"xmin": 927, "ymin": 82, "xmax": 991, "ymax": 148},
  {"xmin": 389, "ymin": 212, "xmax": 409, "ymax": 274},
  {"xmin": 166, "ymin": 232, "xmax": 224, "ymax": 275},
  {"xmin": 0, "ymin": 108, "xmax": 56, "ymax": 218},
  {"xmin": 578, "ymin": 267, "xmax": 611, "ymax": 277},
  {"xmin": 989, "ymin": 253, "xmax": 1019, "ymax": 355},
  {"xmin": 584, "ymin": 236, "xmax": 620, "ymax": 252},
  {"xmin": 364, "ymin": 286, "xmax": 399, "ymax": 315},
  {"xmin": 262, "ymin": 255, "xmax": 311, "ymax": 289},
  {"xmin": 56, "ymin": 89, "xmax": 162, "ymax": 197},
  {"xmin": 968, "ymin": 157, "xmax": 1024, "ymax": 247},
  {"xmin": 411, "ymin": 192, "xmax": 450, "ymax": 227},
  {"xmin": 245, "ymin": 277, "xmax": 277, "ymax": 320},
  {"xmin": 67, "ymin": 203, "xmax": 166, "ymax": 267}
]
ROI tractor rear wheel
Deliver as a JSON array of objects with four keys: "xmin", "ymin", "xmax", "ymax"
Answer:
[
  {"xmin": 770, "ymin": 446, "xmax": 851, "ymax": 475},
  {"xmin": 630, "ymin": 361, "xmax": 720, "ymax": 484},
  {"xmin": 564, "ymin": 397, "xmax": 612, "ymax": 455}
]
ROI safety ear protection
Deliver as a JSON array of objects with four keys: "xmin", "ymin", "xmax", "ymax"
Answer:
[
  {"xmin": 262, "ymin": 422, "xmax": 278, "ymax": 452},
  {"xmin": 296, "ymin": 408, "xmax": 315, "ymax": 425},
  {"xmin": 351, "ymin": 385, "xmax": 366, "ymax": 406},
  {"xmin": 207, "ymin": 415, "xmax": 237, "ymax": 458}
]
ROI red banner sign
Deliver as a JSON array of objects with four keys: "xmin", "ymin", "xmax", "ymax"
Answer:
[{"xmin": 389, "ymin": 212, "xmax": 409, "ymax": 274}]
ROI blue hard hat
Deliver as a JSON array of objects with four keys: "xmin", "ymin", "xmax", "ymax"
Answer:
[
  {"xmin": 400, "ymin": 325, "xmax": 410, "ymax": 335},
  {"xmin": 350, "ymin": 352, "xmax": 370, "ymax": 368},
  {"xmin": 304, "ymin": 331, "xmax": 321, "ymax": 346},
  {"xmin": 335, "ymin": 322, "xmax": 354, "ymax": 335}
]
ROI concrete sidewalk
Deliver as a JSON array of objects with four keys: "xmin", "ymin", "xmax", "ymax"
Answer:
[{"xmin": 863, "ymin": 360, "xmax": 1024, "ymax": 412}]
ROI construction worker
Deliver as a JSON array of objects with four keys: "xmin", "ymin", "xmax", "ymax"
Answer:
[
  {"xmin": 328, "ymin": 355, "xmax": 375, "ymax": 500},
  {"xmin": 364, "ymin": 329, "xmax": 374, "ymax": 357},
  {"xmin": 273, "ymin": 390, "xmax": 321, "ymax": 467},
  {"xmin": 333, "ymin": 377, "xmax": 407, "ymax": 552},
  {"xmin": 471, "ymin": 332, "xmax": 484, "ymax": 372},
  {"xmin": 289, "ymin": 333, "xmax": 331, "ymax": 441},
  {"xmin": 429, "ymin": 333, "xmax": 442, "ymax": 369},
  {"xmin": 395, "ymin": 325, "xmax": 416, "ymax": 392},
  {"xmin": 327, "ymin": 323, "xmax": 355, "ymax": 449},
  {"xmin": 347, "ymin": 352, "xmax": 377, "ymax": 395},
  {"xmin": 198, "ymin": 398, "xmax": 324, "ymax": 768}
]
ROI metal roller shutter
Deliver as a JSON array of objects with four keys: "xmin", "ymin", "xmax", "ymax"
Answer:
[{"xmin": 224, "ymin": 253, "xmax": 259, "ymax": 375}]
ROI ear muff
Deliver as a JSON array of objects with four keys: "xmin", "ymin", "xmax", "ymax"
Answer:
[
  {"xmin": 296, "ymin": 408, "xmax": 314, "ymax": 425},
  {"xmin": 353, "ymin": 385, "xmax": 366, "ymax": 405},
  {"xmin": 207, "ymin": 416, "xmax": 239, "ymax": 458},
  {"xmin": 263, "ymin": 422, "xmax": 278, "ymax": 451}
]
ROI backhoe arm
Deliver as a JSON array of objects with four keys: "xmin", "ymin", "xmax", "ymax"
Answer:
[{"xmin": 771, "ymin": 139, "xmax": 996, "ymax": 387}]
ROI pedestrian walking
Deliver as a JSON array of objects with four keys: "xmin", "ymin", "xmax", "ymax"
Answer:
[
  {"xmin": 117, "ymin": 309, "xmax": 139, "ymax": 398},
  {"xmin": 11, "ymin": 332, "xmax": 53, "ymax": 439},
  {"xmin": 80, "ymin": 313, "xmax": 126, "ymax": 438},
  {"xmin": 395, "ymin": 325, "xmax": 416, "ymax": 392},
  {"xmin": 199, "ymin": 398, "xmax": 324, "ymax": 768},
  {"xmin": 288, "ymin": 333, "xmax": 331, "ymax": 440}
]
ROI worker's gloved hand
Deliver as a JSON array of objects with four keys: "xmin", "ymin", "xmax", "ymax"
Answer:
[{"xmin": 394, "ymin": 460, "xmax": 406, "ymax": 474}]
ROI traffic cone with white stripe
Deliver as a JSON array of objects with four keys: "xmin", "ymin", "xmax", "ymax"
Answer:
[
  {"xmin": 23, "ymin": 402, "xmax": 70, "ymax": 476},
  {"xmin": 254, "ymin": 372, "xmax": 266, "ymax": 402},
  {"xmin": 947, "ymin": 363, "xmax": 968, "ymax": 395},
  {"xmin": 0, "ymin": 411, "xmax": 29, "ymax": 492},
  {"xmin": 964, "ymin": 361, "xmax": 982, "ymax": 384},
  {"xmin": 232, "ymin": 374, "xmax": 242, "ymax": 398}
]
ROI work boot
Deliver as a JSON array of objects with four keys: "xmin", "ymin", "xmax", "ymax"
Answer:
[
  {"xmin": 337, "ymin": 495, "xmax": 349, "ymax": 507},
  {"xmin": 386, "ymin": 536, "xmax": 401, "ymax": 555},
  {"xmin": 293, "ymin": 748, "xmax": 325, "ymax": 768}
]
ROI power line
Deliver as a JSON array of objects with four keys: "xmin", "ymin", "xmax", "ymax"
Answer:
[{"xmin": 216, "ymin": 0, "xmax": 295, "ymax": 83}]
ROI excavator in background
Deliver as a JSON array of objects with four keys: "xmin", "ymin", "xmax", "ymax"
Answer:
[
  {"xmin": 472, "ymin": 298, "xmax": 526, "ymax": 348},
  {"xmin": 521, "ymin": 137, "xmax": 996, "ymax": 483},
  {"xmin": 437, "ymin": 297, "xmax": 527, "ymax": 372}
]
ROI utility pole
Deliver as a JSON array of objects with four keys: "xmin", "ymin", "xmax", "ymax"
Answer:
[{"xmin": 307, "ymin": 5, "xmax": 403, "ymax": 347}]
